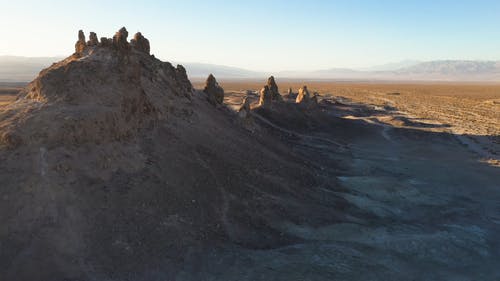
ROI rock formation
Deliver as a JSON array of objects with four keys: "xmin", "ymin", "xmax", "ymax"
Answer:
[
  {"xmin": 73, "ymin": 28, "xmax": 156, "ymax": 58},
  {"xmin": 259, "ymin": 85, "xmax": 272, "ymax": 107},
  {"xmin": 238, "ymin": 96, "xmax": 251, "ymax": 119},
  {"xmin": 87, "ymin": 32, "xmax": 99, "ymax": 46},
  {"xmin": 112, "ymin": 27, "xmax": 130, "ymax": 52},
  {"xmin": 203, "ymin": 74, "xmax": 224, "ymax": 105},
  {"xmin": 296, "ymin": 85, "xmax": 310, "ymax": 104},
  {"xmin": 4, "ymin": 27, "xmax": 192, "ymax": 148},
  {"xmin": 130, "ymin": 32, "xmax": 150, "ymax": 54},
  {"xmin": 75, "ymin": 30, "xmax": 86, "ymax": 53},
  {"xmin": 99, "ymin": 37, "xmax": 112, "ymax": 47},
  {"xmin": 267, "ymin": 76, "xmax": 282, "ymax": 101}
]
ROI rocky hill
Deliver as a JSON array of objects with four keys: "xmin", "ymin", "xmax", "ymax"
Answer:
[
  {"xmin": 0, "ymin": 28, "xmax": 350, "ymax": 281},
  {"xmin": 1, "ymin": 28, "xmax": 499, "ymax": 281}
]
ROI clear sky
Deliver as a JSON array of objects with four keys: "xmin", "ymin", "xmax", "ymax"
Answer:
[{"xmin": 1, "ymin": 0, "xmax": 499, "ymax": 71}]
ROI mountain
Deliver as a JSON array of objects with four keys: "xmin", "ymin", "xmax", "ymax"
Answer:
[
  {"xmin": 1, "ymin": 55, "xmax": 500, "ymax": 82},
  {"xmin": 0, "ymin": 56, "xmax": 264, "ymax": 82},
  {"xmin": 278, "ymin": 61, "xmax": 500, "ymax": 81},
  {"xmin": 0, "ymin": 27, "xmax": 347, "ymax": 280},
  {"xmin": 359, "ymin": 60, "xmax": 421, "ymax": 71},
  {"xmin": 0, "ymin": 56, "xmax": 64, "ymax": 82},
  {"xmin": 394, "ymin": 60, "xmax": 500, "ymax": 80}
]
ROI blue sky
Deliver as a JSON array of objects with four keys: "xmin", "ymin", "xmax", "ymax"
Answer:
[{"xmin": 1, "ymin": 0, "xmax": 499, "ymax": 71}]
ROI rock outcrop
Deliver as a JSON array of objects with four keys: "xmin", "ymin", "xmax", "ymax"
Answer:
[
  {"xmin": 238, "ymin": 96, "xmax": 251, "ymax": 119},
  {"xmin": 4, "ymin": 27, "xmax": 192, "ymax": 148},
  {"xmin": 267, "ymin": 76, "xmax": 282, "ymax": 101},
  {"xmin": 75, "ymin": 27, "xmax": 151, "ymax": 55},
  {"xmin": 0, "ymin": 26, "xmax": 345, "ymax": 281},
  {"xmin": 75, "ymin": 30, "xmax": 86, "ymax": 54},
  {"xmin": 130, "ymin": 32, "xmax": 150, "ymax": 54},
  {"xmin": 203, "ymin": 74, "xmax": 224, "ymax": 105},
  {"xmin": 296, "ymin": 85, "xmax": 310, "ymax": 104},
  {"xmin": 259, "ymin": 85, "xmax": 272, "ymax": 107},
  {"xmin": 87, "ymin": 32, "xmax": 99, "ymax": 46},
  {"xmin": 112, "ymin": 27, "xmax": 130, "ymax": 52}
]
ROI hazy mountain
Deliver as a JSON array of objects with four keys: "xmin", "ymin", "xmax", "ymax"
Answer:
[
  {"xmin": 359, "ymin": 60, "xmax": 421, "ymax": 71},
  {"xmin": 396, "ymin": 60, "xmax": 500, "ymax": 75},
  {"xmin": 278, "ymin": 68, "xmax": 362, "ymax": 79},
  {"xmin": 1, "ymin": 56, "xmax": 500, "ymax": 82},
  {"xmin": 0, "ymin": 56, "xmax": 264, "ymax": 81},
  {"xmin": 0, "ymin": 56, "xmax": 64, "ymax": 82},
  {"xmin": 279, "ymin": 61, "xmax": 500, "ymax": 81}
]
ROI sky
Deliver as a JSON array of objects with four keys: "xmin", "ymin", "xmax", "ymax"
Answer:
[{"xmin": 1, "ymin": 0, "xmax": 499, "ymax": 71}]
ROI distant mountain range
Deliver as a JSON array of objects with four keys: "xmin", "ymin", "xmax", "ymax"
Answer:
[{"xmin": 1, "ymin": 56, "xmax": 500, "ymax": 82}]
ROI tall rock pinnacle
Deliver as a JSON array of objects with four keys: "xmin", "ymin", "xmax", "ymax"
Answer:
[
  {"xmin": 203, "ymin": 74, "xmax": 224, "ymax": 105},
  {"xmin": 267, "ymin": 76, "xmax": 282, "ymax": 101},
  {"xmin": 112, "ymin": 27, "xmax": 130, "ymax": 51},
  {"xmin": 130, "ymin": 32, "xmax": 150, "ymax": 54},
  {"xmin": 75, "ymin": 30, "xmax": 86, "ymax": 54}
]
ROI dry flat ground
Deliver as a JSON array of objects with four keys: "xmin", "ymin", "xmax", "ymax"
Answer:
[
  {"xmin": 0, "ymin": 87, "xmax": 19, "ymax": 107},
  {"xmin": 199, "ymin": 80, "xmax": 500, "ymax": 166}
]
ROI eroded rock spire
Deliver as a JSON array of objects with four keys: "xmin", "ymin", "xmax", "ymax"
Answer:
[
  {"xmin": 75, "ymin": 30, "xmax": 86, "ymax": 53},
  {"xmin": 112, "ymin": 27, "xmax": 130, "ymax": 51},
  {"xmin": 296, "ymin": 85, "xmax": 310, "ymax": 104},
  {"xmin": 267, "ymin": 76, "xmax": 282, "ymax": 101},
  {"xmin": 130, "ymin": 32, "xmax": 150, "ymax": 54},
  {"xmin": 203, "ymin": 74, "xmax": 224, "ymax": 105},
  {"xmin": 87, "ymin": 32, "xmax": 99, "ymax": 46}
]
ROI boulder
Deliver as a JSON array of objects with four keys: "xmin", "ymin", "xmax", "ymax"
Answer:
[
  {"xmin": 130, "ymin": 32, "xmax": 150, "ymax": 54},
  {"xmin": 203, "ymin": 74, "xmax": 224, "ymax": 105}
]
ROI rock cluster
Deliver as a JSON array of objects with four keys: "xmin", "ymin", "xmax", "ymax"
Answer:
[
  {"xmin": 258, "ymin": 76, "xmax": 283, "ymax": 107},
  {"xmin": 7, "ymin": 27, "xmax": 194, "ymax": 148},
  {"xmin": 203, "ymin": 74, "xmax": 224, "ymax": 105},
  {"xmin": 74, "ymin": 27, "xmax": 151, "ymax": 55}
]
